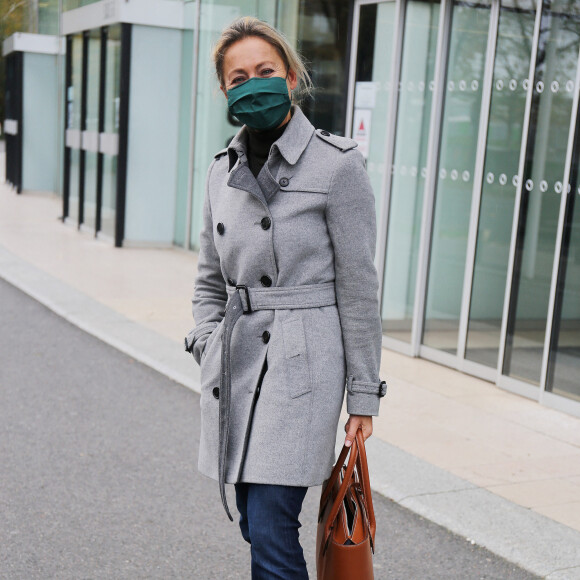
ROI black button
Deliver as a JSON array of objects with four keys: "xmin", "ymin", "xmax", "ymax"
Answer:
[
  {"xmin": 279, "ymin": 177, "xmax": 289, "ymax": 187},
  {"xmin": 260, "ymin": 275, "xmax": 272, "ymax": 287},
  {"xmin": 260, "ymin": 217, "xmax": 271, "ymax": 230},
  {"xmin": 320, "ymin": 130, "xmax": 330, "ymax": 136},
  {"xmin": 216, "ymin": 222, "xmax": 225, "ymax": 235},
  {"xmin": 262, "ymin": 331, "xmax": 270, "ymax": 344},
  {"xmin": 227, "ymin": 277, "xmax": 236, "ymax": 286},
  {"xmin": 212, "ymin": 387, "xmax": 220, "ymax": 399}
]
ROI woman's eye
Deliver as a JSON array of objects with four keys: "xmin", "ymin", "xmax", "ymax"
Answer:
[
  {"xmin": 261, "ymin": 69, "xmax": 275, "ymax": 76},
  {"xmin": 231, "ymin": 77, "xmax": 245, "ymax": 86}
]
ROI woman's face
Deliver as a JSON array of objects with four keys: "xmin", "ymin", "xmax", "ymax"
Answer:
[{"xmin": 221, "ymin": 36, "xmax": 297, "ymax": 96}]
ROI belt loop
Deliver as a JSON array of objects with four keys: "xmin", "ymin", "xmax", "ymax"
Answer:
[{"xmin": 236, "ymin": 285, "xmax": 252, "ymax": 313}]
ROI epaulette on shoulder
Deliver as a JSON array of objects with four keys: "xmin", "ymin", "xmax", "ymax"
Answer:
[
  {"xmin": 214, "ymin": 147, "xmax": 228, "ymax": 159},
  {"xmin": 315, "ymin": 129, "xmax": 358, "ymax": 152}
]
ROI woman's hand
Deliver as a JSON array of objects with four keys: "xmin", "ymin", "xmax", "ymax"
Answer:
[{"xmin": 344, "ymin": 415, "xmax": 373, "ymax": 447}]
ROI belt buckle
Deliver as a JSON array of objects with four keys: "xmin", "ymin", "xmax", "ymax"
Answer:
[{"xmin": 235, "ymin": 284, "xmax": 252, "ymax": 313}]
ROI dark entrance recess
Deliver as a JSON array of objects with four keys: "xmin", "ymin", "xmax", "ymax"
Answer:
[{"xmin": 4, "ymin": 51, "xmax": 24, "ymax": 193}]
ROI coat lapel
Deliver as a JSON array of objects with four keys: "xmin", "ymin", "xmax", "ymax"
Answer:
[{"xmin": 225, "ymin": 105, "xmax": 315, "ymax": 206}]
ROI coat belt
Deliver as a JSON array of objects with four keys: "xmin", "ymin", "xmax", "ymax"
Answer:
[{"xmin": 218, "ymin": 281, "xmax": 337, "ymax": 520}]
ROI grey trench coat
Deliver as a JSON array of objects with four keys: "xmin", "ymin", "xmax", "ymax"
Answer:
[{"xmin": 185, "ymin": 105, "xmax": 385, "ymax": 489}]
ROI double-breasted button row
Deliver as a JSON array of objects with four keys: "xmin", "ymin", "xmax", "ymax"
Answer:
[
  {"xmin": 213, "ymin": 387, "xmax": 220, "ymax": 399},
  {"xmin": 262, "ymin": 331, "xmax": 270, "ymax": 344},
  {"xmin": 260, "ymin": 217, "xmax": 271, "ymax": 230},
  {"xmin": 260, "ymin": 275, "xmax": 272, "ymax": 287},
  {"xmin": 217, "ymin": 222, "xmax": 225, "ymax": 235},
  {"xmin": 227, "ymin": 277, "xmax": 236, "ymax": 286}
]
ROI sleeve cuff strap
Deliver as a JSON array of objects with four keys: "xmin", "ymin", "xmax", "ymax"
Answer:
[{"xmin": 346, "ymin": 376, "xmax": 387, "ymax": 398}]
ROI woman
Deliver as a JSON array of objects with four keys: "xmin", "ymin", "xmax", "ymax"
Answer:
[{"xmin": 185, "ymin": 16, "xmax": 386, "ymax": 579}]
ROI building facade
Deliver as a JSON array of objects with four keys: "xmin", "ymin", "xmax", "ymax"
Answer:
[{"xmin": 2, "ymin": 0, "xmax": 580, "ymax": 416}]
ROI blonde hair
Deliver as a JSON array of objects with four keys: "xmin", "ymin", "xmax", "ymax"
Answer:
[{"xmin": 212, "ymin": 16, "xmax": 313, "ymax": 103}]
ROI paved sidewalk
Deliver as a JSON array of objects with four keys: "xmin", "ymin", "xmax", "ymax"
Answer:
[{"xmin": 1, "ymin": 153, "xmax": 580, "ymax": 578}]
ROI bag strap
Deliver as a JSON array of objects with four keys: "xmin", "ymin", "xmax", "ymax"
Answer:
[
  {"xmin": 355, "ymin": 429, "xmax": 376, "ymax": 551},
  {"xmin": 319, "ymin": 429, "xmax": 377, "ymax": 554},
  {"xmin": 321, "ymin": 439, "xmax": 359, "ymax": 552},
  {"xmin": 318, "ymin": 441, "xmax": 350, "ymax": 518}
]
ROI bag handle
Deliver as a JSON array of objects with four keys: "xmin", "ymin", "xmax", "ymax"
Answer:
[
  {"xmin": 319, "ymin": 440, "xmax": 351, "ymax": 517},
  {"xmin": 319, "ymin": 428, "xmax": 377, "ymax": 553},
  {"xmin": 321, "ymin": 438, "xmax": 359, "ymax": 552},
  {"xmin": 355, "ymin": 428, "xmax": 376, "ymax": 550}
]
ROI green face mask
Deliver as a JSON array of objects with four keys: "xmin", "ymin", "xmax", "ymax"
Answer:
[{"xmin": 226, "ymin": 76, "xmax": 291, "ymax": 131}]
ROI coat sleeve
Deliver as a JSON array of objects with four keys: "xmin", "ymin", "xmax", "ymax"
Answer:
[
  {"xmin": 325, "ymin": 148, "xmax": 386, "ymax": 416},
  {"xmin": 184, "ymin": 159, "xmax": 228, "ymax": 365}
]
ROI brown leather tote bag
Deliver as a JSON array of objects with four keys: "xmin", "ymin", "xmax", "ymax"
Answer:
[{"xmin": 316, "ymin": 428, "xmax": 376, "ymax": 580}]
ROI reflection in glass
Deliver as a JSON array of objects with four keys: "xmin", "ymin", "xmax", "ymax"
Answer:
[
  {"xmin": 101, "ymin": 25, "xmax": 122, "ymax": 240},
  {"xmin": 82, "ymin": 29, "xmax": 101, "ymax": 232},
  {"xmin": 465, "ymin": 1, "xmax": 536, "ymax": 367},
  {"xmin": 381, "ymin": 0, "xmax": 440, "ymax": 342},
  {"xmin": 350, "ymin": 2, "xmax": 396, "ymax": 219},
  {"xmin": 504, "ymin": 0, "xmax": 580, "ymax": 384},
  {"xmin": 547, "ymin": 115, "xmax": 580, "ymax": 401},
  {"xmin": 423, "ymin": 0, "xmax": 492, "ymax": 353},
  {"xmin": 68, "ymin": 34, "xmax": 83, "ymax": 224}
]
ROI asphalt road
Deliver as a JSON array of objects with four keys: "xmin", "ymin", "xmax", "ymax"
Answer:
[{"xmin": 0, "ymin": 277, "xmax": 539, "ymax": 579}]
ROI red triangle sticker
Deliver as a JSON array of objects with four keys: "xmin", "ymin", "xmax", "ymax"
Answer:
[{"xmin": 358, "ymin": 120, "xmax": 365, "ymax": 132}]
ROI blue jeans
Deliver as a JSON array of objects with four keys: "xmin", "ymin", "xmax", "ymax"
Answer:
[{"xmin": 234, "ymin": 483, "xmax": 309, "ymax": 579}]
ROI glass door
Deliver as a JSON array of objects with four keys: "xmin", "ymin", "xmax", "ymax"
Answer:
[
  {"xmin": 379, "ymin": 0, "xmax": 441, "ymax": 343},
  {"xmin": 465, "ymin": 0, "xmax": 537, "ymax": 368},
  {"xmin": 347, "ymin": 0, "xmax": 397, "ymax": 221},
  {"xmin": 100, "ymin": 24, "xmax": 122, "ymax": 239},
  {"xmin": 422, "ymin": 0, "xmax": 493, "ymax": 353},
  {"xmin": 65, "ymin": 33, "xmax": 83, "ymax": 224},
  {"xmin": 503, "ymin": 0, "xmax": 580, "ymax": 385},
  {"xmin": 82, "ymin": 28, "xmax": 102, "ymax": 232}
]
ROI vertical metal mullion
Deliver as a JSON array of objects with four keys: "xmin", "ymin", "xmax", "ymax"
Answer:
[
  {"xmin": 56, "ymin": 0, "xmax": 64, "ymax": 201},
  {"xmin": 496, "ymin": 0, "xmax": 543, "ymax": 383},
  {"xmin": 411, "ymin": 0, "xmax": 453, "ymax": 356},
  {"xmin": 16, "ymin": 51, "xmax": 23, "ymax": 193},
  {"xmin": 95, "ymin": 27, "xmax": 107, "ymax": 235},
  {"xmin": 539, "ymin": 42, "xmax": 580, "ymax": 401},
  {"xmin": 78, "ymin": 30, "xmax": 89, "ymax": 227},
  {"xmin": 115, "ymin": 23, "xmax": 132, "ymax": 248},
  {"xmin": 344, "ymin": 0, "xmax": 362, "ymax": 139},
  {"xmin": 63, "ymin": 35, "xmax": 72, "ymax": 220},
  {"xmin": 184, "ymin": 0, "xmax": 202, "ymax": 250},
  {"xmin": 376, "ymin": 0, "xmax": 406, "ymax": 304},
  {"xmin": 457, "ymin": 0, "xmax": 500, "ymax": 360}
]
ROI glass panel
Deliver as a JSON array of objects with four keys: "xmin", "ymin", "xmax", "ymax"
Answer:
[
  {"xmin": 101, "ymin": 24, "xmax": 122, "ymax": 239},
  {"xmin": 63, "ymin": 0, "xmax": 105, "ymax": 10},
  {"xmin": 504, "ymin": 0, "xmax": 580, "ymax": 384},
  {"xmin": 422, "ymin": 0, "xmax": 492, "ymax": 353},
  {"xmin": 381, "ymin": 0, "xmax": 440, "ymax": 342},
  {"xmin": 173, "ymin": 28, "xmax": 194, "ymax": 246},
  {"xmin": 68, "ymin": 34, "xmax": 83, "ymax": 224},
  {"xmin": 189, "ymin": 0, "xmax": 351, "ymax": 250},
  {"xmin": 465, "ymin": 1, "xmax": 536, "ymax": 367},
  {"xmin": 350, "ymin": 2, "xmax": 396, "ymax": 220},
  {"xmin": 82, "ymin": 30, "xmax": 101, "ymax": 232},
  {"xmin": 548, "ymin": 144, "xmax": 580, "ymax": 401},
  {"xmin": 38, "ymin": 0, "xmax": 59, "ymax": 35},
  {"xmin": 296, "ymin": 1, "xmax": 352, "ymax": 134}
]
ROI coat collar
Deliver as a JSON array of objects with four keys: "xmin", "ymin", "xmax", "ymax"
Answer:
[{"xmin": 226, "ymin": 105, "xmax": 315, "ymax": 172}]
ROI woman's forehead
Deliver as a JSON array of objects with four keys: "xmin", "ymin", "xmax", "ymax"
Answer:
[{"xmin": 223, "ymin": 37, "xmax": 283, "ymax": 72}]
